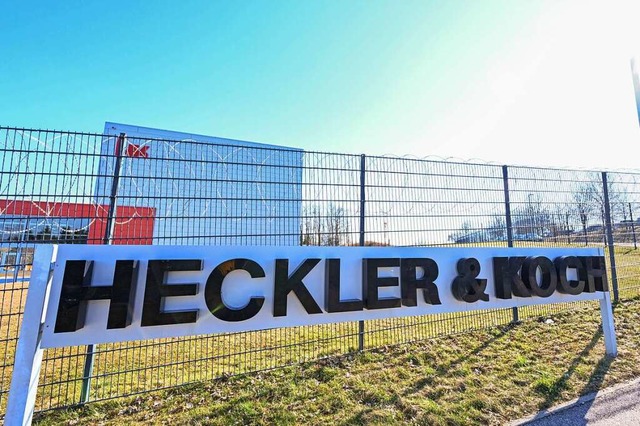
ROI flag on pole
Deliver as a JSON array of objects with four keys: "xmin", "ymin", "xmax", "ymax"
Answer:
[
  {"xmin": 114, "ymin": 134, "xmax": 149, "ymax": 158},
  {"xmin": 125, "ymin": 144, "xmax": 150, "ymax": 158}
]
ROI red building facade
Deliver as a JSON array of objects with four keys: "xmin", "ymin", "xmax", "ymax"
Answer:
[{"xmin": 0, "ymin": 199, "xmax": 155, "ymax": 245}]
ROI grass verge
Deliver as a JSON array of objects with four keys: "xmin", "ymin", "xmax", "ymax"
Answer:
[{"xmin": 33, "ymin": 296, "xmax": 640, "ymax": 425}]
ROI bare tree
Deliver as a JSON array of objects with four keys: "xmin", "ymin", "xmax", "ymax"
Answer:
[
  {"xmin": 300, "ymin": 205, "xmax": 321, "ymax": 246},
  {"xmin": 511, "ymin": 194, "xmax": 550, "ymax": 238},
  {"xmin": 550, "ymin": 204, "xmax": 574, "ymax": 243},
  {"xmin": 582, "ymin": 175, "xmax": 627, "ymax": 245},
  {"xmin": 300, "ymin": 204, "xmax": 350, "ymax": 246},
  {"xmin": 486, "ymin": 215, "xmax": 506, "ymax": 241},
  {"xmin": 448, "ymin": 221, "xmax": 474, "ymax": 243},
  {"xmin": 325, "ymin": 205, "xmax": 349, "ymax": 246},
  {"xmin": 313, "ymin": 205, "xmax": 322, "ymax": 245},
  {"xmin": 574, "ymin": 183, "xmax": 595, "ymax": 245}
]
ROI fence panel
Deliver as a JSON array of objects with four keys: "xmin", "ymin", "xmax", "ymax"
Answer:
[
  {"xmin": 0, "ymin": 128, "xmax": 107, "ymax": 413},
  {"xmin": 605, "ymin": 171, "xmax": 640, "ymax": 299},
  {"xmin": 362, "ymin": 157, "xmax": 513, "ymax": 346},
  {"xmin": 505, "ymin": 166, "xmax": 610, "ymax": 320},
  {"xmin": 1, "ymin": 126, "xmax": 639, "ymax": 415}
]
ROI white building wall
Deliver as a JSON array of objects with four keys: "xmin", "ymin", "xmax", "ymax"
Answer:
[{"xmin": 95, "ymin": 122, "xmax": 303, "ymax": 246}]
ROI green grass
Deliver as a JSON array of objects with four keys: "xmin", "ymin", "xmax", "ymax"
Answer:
[{"xmin": 32, "ymin": 296, "xmax": 640, "ymax": 425}]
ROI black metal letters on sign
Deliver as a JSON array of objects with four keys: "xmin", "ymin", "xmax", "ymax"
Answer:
[
  {"xmin": 555, "ymin": 256, "xmax": 586, "ymax": 295},
  {"xmin": 493, "ymin": 256, "xmax": 607, "ymax": 299},
  {"xmin": 583, "ymin": 256, "xmax": 608, "ymax": 293},
  {"xmin": 451, "ymin": 258, "xmax": 489, "ymax": 303},
  {"xmin": 54, "ymin": 260, "xmax": 139, "ymax": 333},
  {"xmin": 362, "ymin": 258, "xmax": 402, "ymax": 309},
  {"xmin": 205, "ymin": 258, "xmax": 266, "ymax": 321},
  {"xmin": 493, "ymin": 257, "xmax": 530, "ymax": 298},
  {"xmin": 141, "ymin": 260, "xmax": 201, "ymax": 326},
  {"xmin": 400, "ymin": 258, "xmax": 441, "ymax": 306},
  {"xmin": 52, "ymin": 255, "xmax": 610, "ymax": 333},
  {"xmin": 522, "ymin": 256, "xmax": 557, "ymax": 298},
  {"xmin": 273, "ymin": 259, "xmax": 323, "ymax": 317},
  {"xmin": 325, "ymin": 259, "xmax": 363, "ymax": 313}
]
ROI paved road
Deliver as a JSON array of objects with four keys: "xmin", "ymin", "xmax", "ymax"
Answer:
[{"xmin": 513, "ymin": 378, "xmax": 640, "ymax": 425}]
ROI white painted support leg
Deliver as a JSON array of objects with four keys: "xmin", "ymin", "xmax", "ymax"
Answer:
[
  {"xmin": 599, "ymin": 290, "xmax": 617, "ymax": 357},
  {"xmin": 5, "ymin": 245, "xmax": 57, "ymax": 426}
]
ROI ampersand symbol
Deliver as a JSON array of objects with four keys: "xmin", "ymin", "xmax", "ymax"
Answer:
[{"xmin": 451, "ymin": 258, "xmax": 489, "ymax": 303}]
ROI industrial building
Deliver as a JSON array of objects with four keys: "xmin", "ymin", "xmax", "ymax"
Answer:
[{"xmin": 0, "ymin": 123, "xmax": 303, "ymax": 272}]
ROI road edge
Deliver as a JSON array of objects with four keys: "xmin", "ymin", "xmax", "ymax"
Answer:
[{"xmin": 510, "ymin": 376, "xmax": 640, "ymax": 425}]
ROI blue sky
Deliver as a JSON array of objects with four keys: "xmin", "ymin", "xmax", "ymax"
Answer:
[{"xmin": 2, "ymin": 0, "xmax": 640, "ymax": 169}]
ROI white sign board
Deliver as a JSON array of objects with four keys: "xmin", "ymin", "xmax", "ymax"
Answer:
[
  {"xmin": 37, "ymin": 244, "xmax": 614, "ymax": 346},
  {"xmin": 6, "ymin": 244, "xmax": 617, "ymax": 426}
]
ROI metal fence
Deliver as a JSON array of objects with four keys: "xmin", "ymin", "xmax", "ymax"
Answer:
[{"xmin": 1, "ymin": 126, "xmax": 639, "ymax": 414}]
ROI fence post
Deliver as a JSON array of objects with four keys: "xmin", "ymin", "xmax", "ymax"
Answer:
[
  {"xmin": 502, "ymin": 165, "xmax": 518, "ymax": 322},
  {"xmin": 358, "ymin": 154, "xmax": 366, "ymax": 351},
  {"xmin": 629, "ymin": 203, "xmax": 637, "ymax": 249},
  {"xmin": 602, "ymin": 172, "xmax": 619, "ymax": 302},
  {"xmin": 79, "ymin": 132, "xmax": 126, "ymax": 405}
]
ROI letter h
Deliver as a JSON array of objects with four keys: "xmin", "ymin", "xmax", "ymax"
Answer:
[{"xmin": 54, "ymin": 260, "xmax": 139, "ymax": 333}]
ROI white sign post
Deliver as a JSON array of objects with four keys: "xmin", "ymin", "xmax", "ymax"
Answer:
[
  {"xmin": 5, "ymin": 244, "xmax": 617, "ymax": 425},
  {"xmin": 5, "ymin": 246, "xmax": 57, "ymax": 426}
]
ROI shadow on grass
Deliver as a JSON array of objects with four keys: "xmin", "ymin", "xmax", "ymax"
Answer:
[
  {"xmin": 523, "ymin": 326, "xmax": 614, "ymax": 426},
  {"xmin": 394, "ymin": 316, "xmax": 614, "ymax": 424},
  {"xmin": 339, "ymin": 322, "xmax": 520, "ymax": 425},
  {"xmin": 409, "ymin": 321, "xmax": 520, "ymax": 395},
  {"xmin": 534, "ymin": 327, "xmax": 612, "ymax": 411}
]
